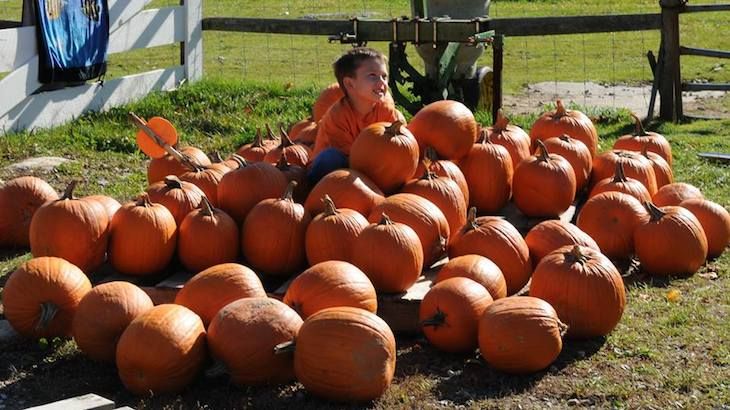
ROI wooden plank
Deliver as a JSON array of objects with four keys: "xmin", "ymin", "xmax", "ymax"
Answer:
[
  {"xmin": 0, "ymin": 56, "xmax": 42, "ymax": 123},
  {"xmin": 0, "ymin": 66, "xmax": 184, "ymax": 133},
  {"xmin": 0, "ymin": 20, "xmax": 21, "ymax": 30},
  {"xmin": 682, "ymin": 82, "xmax": 730, "ymax": 92},
  {"xmin": 488, "ymin": 14, "xmax": 661, "ymax": 36},
  {"xmin": 108, "ymin": 0, "xmax": 154, "ymax": 33},
  {"xmin": 25, "ymin": 393, "xmax": 114, "ymax": 410},
  {"xmin": 108, "ymin": 7, "xmax": 185, "ymax": 54},
  {"xmin": 682, "ymin": 4, "xmax": 730, "ymax": 13},
  {"xmin": 679, "ymin": 46, "xmax": 730, "ymax": 59},
  {"xmin": 498, "ymin": 201, "xmax": 578, "ymax": 235},
  {"xmin": 184, "ymin": 0, "xmax": 204, "ymax": 83},
  {"xmin": 141, "ymin": 286, "xmax": 179, "ymax": 305},
  {"xmin": 659, "ymin": 5, "xmax": 681, "ymax": 121},
  {"xmin": 0, "ymin": 26, "xmax": 36, "ymax": 73},
  {"xmin": 698, "ymin": 152, "xmax": 730, "ymax": 163}
]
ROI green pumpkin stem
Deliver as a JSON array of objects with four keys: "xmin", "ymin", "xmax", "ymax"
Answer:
[
  {"xmin": 322, "ymin": 195, "xmax": 338, "ymax": 216},
  {"xmin": 630, "ymin": 112, "xmax": 649, "ymax": 136},
  {"xmin": 274, "ymin": 340, "xmax": 296, "ymax": 355},
  {"xmin": 281, "ymin": 181, "xmax": 297, "ymax": 201},
  {"xmin": 421, "ymin": 308, "xmax": 447, "ymax": 328},
  {"xmin": 61, "ymin": 181, "xmax": 79, "ymax": 200},
  {"xmin": 645, "ymin": 201, "xmax": 666, "ymax": 222},
  {"xmin": 612, "ymin": 161, "xmax": 628, "ymax": 183},
  {"xmin": 35, "ymin": 302, "xmax": 59, "ymax": 331}
]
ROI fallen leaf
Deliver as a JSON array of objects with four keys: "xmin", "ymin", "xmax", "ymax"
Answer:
[{"xmin": 666, "ymin": 289, "xmax": 682, "ymax": 302}]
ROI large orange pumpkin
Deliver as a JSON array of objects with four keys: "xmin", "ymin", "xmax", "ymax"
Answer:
[
  {"xmin": 351, "ymin": 214, "xmax": 424, "ymax": 293},
  {"xmin": 401, "ymin": 169, "xmax": 467, "ymax": 240},
  {"xmin": 305, "ymin": 195, "xmax": 368, "ymax": 265},
  {"xmin": 530, "ymin": 245, "xmax": 626, "ymax": 338},
  {"xmin": 478, "ymin": 296, "xmax": 565, "ymax": 374},
  {"xmin": 591, "ymin": 150, "xmax": 658, "ymax": 196},
  {"xmin": 291, "ymin": 307, "xmax": 396, "ymax": 402},
  {"xmin": 350, "ymin": 121, "xmax": 419, "ymax": 194},
  {"xmin": 420, "ymin": 277, "xmax": 493, "ymax": 353},
  {"xmin": 435, "ymin": 254, "xmax": 507, "ymax": 300},
  {"xmin": 147, "ymin": 146, "xmax": 211, "ymax": 185},
  {"xmin": 145, "ymin": 175, "xmax": 205, "ymax": 226},
  {"xmin": 679, "ymin": 198, "xmax": 730, "ymax": 259},
  {"xmin": 613, "ymin": 113, "xmax": 673, "ymax": 166},
  {"xmin": 589, "ymin": 161, "xmax": 652, "ymax": 203},
  {"xmin": 217, "ymin": 159, "xmax": 288, "ymax": 224},
  {"xmin": 116, "ymin": 304, "xmax": 207, "ymax": 395},
  {"xmin": 634, "ymin": 203, "xmax": 708, "ymax": 277},
  {"xmin": 208, "ymin": 297, "xmax": 302, "ymax": 386},
  {"xmin": 459, "ymin": 130, "xmax": 513, "ymax": 213},
  {"xmin": 413, "ymin": 147, "xmax": 469, "ymax": 205},
  {"xmin": 0, "ymin": 176, "xmax": 59, "ymax": 247},
  {"xmin": 3, "ymin": 256, "xmax": 91, "ymax": 338},
  {"xmin": 72, "ymin": 281, "xmax": 154, "ymax": 362},
  {"xmin": 29, "ymin": 181, "xmax": 109, "ymax": 273},
  {"xmin": 312, "ymin": 82, "xmax": 345, "ymax": 122},
  {"xmin": 407, "ymin": 100, "xmax": 478, "ymax": 160},
  {"xmin": 178, "ymin": 198, "xmax": 239, "ymax": 273},
  {"xmin": 174, "ymin": 263, "xmax": 266, "ymax": 327},
  {"xmin": 525, "ymin": 220, "xmax": 600, "ymax": 268},
  {"xmin": 283, "ymin": 261, "xmax": 377, "ymax": 319},
  {"xmin": 449, "ymin": 208, "xmax": 532, "ymax": 295},
  {"xmin": 542, "ymin": 135, "xmax": 592, "ymax": 192},
  {"xmin": 484, "ymin": 109, "xmax": 532, "ymax": 170},
  {"xmin": 652, "ymin": 182, "xmax": 703, "ymax": 207},
  {"xmin": 529, "ymin": 99, "xmax": 598, "ymax": 157},
  {"xmin": 304, "ymin": 169, "xmax": 385, "ymax": 217}
]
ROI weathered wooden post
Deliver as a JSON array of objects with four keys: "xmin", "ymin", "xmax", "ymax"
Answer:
[{"xmin": 659, "ymin": 0, "xmax": 685, "ymax": 122}]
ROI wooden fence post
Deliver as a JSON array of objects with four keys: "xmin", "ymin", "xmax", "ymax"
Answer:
[
  {"xmin": 659, "ymin": 0, "xmax": 684, "ymax": 122},
  {"xmin": 184, "ymin": 0, "xmax": 203, "ymax": 83}
]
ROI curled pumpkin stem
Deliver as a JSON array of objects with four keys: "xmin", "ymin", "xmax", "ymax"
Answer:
[
  {"xmin": 35, "ymin": 302, "xmax": 59, "ymax": 331},
  {"xmin": 630, "ymin": 112, "xmax": 649, "ymax": 136},
  {"xmin": 645, "ymin": 201, "xmax": 666, "ymax": 222},
  {"xmin": 199, "ymin": 196, "xmax": 215, "ymax": 217},
  {"xmin": 493, "ymin": 108, "xmax": 509, "ymax": 131},
  {"xmin": 535, "ymin": 140, "xmax": 550, "ymax": 162}
]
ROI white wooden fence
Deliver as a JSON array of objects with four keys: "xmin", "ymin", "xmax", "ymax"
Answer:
[{"xmin": 0, "ymin": 0, "xmax": 202, "ymax": 134}]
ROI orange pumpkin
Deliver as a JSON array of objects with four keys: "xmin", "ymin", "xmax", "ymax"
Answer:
[
  {"xmin": 72, "ymin": 281, "xmax": 154, "ymax": 362},
  {"xmin": 289, "ymin": 118, "xmax": 318, "ymax": 147},
  {"xmin": 459, "ymin": 130, "xmax": 513, "ymax": 213},
  {"xmin": 304, "ymin": 169, "xmax": 385, "ymax": 217},
  {"xmin": 478, "ymin": 296, "xmax": 565, "ymax": 374},
  {"xmin": 413, "ymin": 147, "xmax": 469, "ymax": 205},
  {"xmin": 402, "ymin": 169, "xmax": 467, "ymax": 240},
  {"xmin": 283, "ymin": 261, "xmax": 377, "ymax": 319},
  {"xmin": 263, "ymin": 128, "xmax": 311, "ymax": 168},
  {"xmin": 530, "ymin": 245, "xmax": 626, "ymax": 338},
  {"xmin": 679, "ymin": 198, "xmax": 730, "ymax": 259},
  {"xmin": 241, "ymin": 182, "xmax": 311, "ymax": 276},
  {"xmin": 236, "ymin": 129, "xmax": 275, "ymax": 163},
  {"xmin": 217, "ymin": 159, "xmax": 288, "ymax": 224},
  {"xmin": 304, "ymin": 195, "xmax": 368, "ymax": 265},
  {"xmin": 529, "ymin": 99, "xmax": 598, "ymax": 157},
  {"xmin": 512, "ymin": 140, "xmax": 576, "ymax": 218},
  {"xmin": 3, "ymin": 256, "xmax": 91, "ymax": 338},
  {"xmin": 291, "ymin": 307, "xmax": 396, "ymax": 402},
  {"xmin": 542, "ymin": 135, "xmax": 592, "ymax": 192},
  {"xmin": 136, "ymin": 116, "xmax": 178, "ymax": 159},
  {"xmin": 641, "ymin": 147, "xmax": 674, "ymax": 189},
  {"xmin": 652, "ymin": 182, "xmax": 703, "ymax": 207},
  {"xmin": 116, "ymin": 304, "xmax": 207, "ymax": 395},
  {"xmin": 449, "ymin": 208, "xmax": 532, "ymax": 295},
  {"xmin": 147, "ymin": 146, "xmax": 211, "ymax": 185},
  {"xmin": 275, "ymin": 151, "xmax": 308, "ymax": 203},
  {"xmin": 435, "ymin": 254, "xmax": 507, "ymax": 299},
  {"xmin": 420, "ymin": 277, "xmax": 493, "ymax": 353},
  {"xmin": 84, "ymin": 194, "xmax": 121, "ymax": 223},
  {"xmin": 351, "ymin": 214, "xmax": 424, "ymax": 293},
  {"xmin": 589, "ymin": 161, "xmax": 652, "ymax": 203},
  {"xmin": 179, "ymin": 162, "xmax": 230, "ymax": 207},
  {"xmin": 634, "ymin": 203, "xmax": 708, "ymax": 277},
  {"xmin": 591, "ymin": 150, "xmax": 658, "ymax": 196},
  {"xmin": 208, "ymin": 297, "xmax": 303, "ymax": 386},
  {"xmin": 407, "ymin": 100, "xmax": 478, "ymax": 160},
  {"xmin": 350, "ymin": 121, "xmax": 420, "ymax": 194},
  {"xmin": 174, "ymin": 263, "xmax": 266, "ymax": 327},
  {"xmin": 525, "ymin": 220, "xmax": 600, "ymax": 268},
  {"xmin": 178, "ymin": 197, "xmax": 239, "ymax": 273},
  {"xmin": 484, "ymin": 109, "xmax": 532, "ymax": 170},
  {"xmin": 313, "ymin": 82, "xmax": 345, "ymax": 122},
  {"xmin": 29, "ymin": 181, "xmax": 109, "ymax": 273},
  {"xmin": 613, "ymin": 113, "xmax": 672, "ymax": 165},
  {"xmin": 146, "ymin": 175, "xmax": 205, "ymax": 226},
  {"xmin": 0, "ymin": 176, "xmax": 59, "ymax": 247}
]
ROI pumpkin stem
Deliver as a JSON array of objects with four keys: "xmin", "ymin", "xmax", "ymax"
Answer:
[
  {"xmin": 612, "ymin": 161, "xmax": 628, "ymax": 183},
  {"xmin": 163, "ymin": 175, "xmax": 184, "ymax": 190},
  {"xmin": 384, "ymin": 120, "xmax": 405, "ymax": 136},
  {"xmin": 199, "ymin": 196, "xmax": 215, "ymax": 217},
  {"xmin": 554, "ymin": 99, "xmax": 567, "ymax": 117},
  {"xmin": 493, "ymin": 108, "xmax": 509, "ymax": 130},
  {"xmin": 558, "ymin": 134, "xmax": 572, "ymax": 143},
  {"xmin": 211, "ymin": 151, "xmax": 224, "ymax": 163},
  {"xmin": 35, "ymin": 302, "xmax": 59, "ymax": 331},
  {"xmin": 322, "ymin": 194, "xmax": 338, "ymax": 216},
  {"xmin": 424, "ymin": 146, "xmax": 440, "ymax": 162},
  {"xmin": 419, "ymin": 167, "xmax": 437, "ymax": 181},
  {"xmin": 476, "ymin": 128, "xmax": 487, "ymax": 144},
  {"xmin": 557, "ymin": 319, "xmax": 569, "ymax": 338},
  {"xmin": 61, "ymin": 181, "xmax": 79, "ymax": 200},
  {"xmin": 204, "ymin": 360, "xmax": 228, "ymax": 378},
  {"xmin": 567, "ymin": 245, "xmax": 588, "ymax": 265},
  {"xmin": 645, "ymin": 201, "xmax": 666, "ymax": 222},
  {"xmin": 421, "ymin": 308, "xmax": 447, "ymax": 328},
  {"xmin": 229, "ymin": 154, "xmax": 248, "ymax": 169},
  {"xmin": 278, "ymin": 126, "xmax": 294, "ymax": 148},
  {"xmin": 274, "ymin": 340, "xmax": 297, "ymax": 355},
  {"xmin": 265, "ymin": 124, "xmax": 278, "ymax": 142},
  {"xmin": 379, "ymin": 213, "xmax": 393, "ymax": 225},
  {"xmin": 136, "ymin": 193, "xmax": 153, "ymax": 208},
  {"xmin": 251, "ymin": 128, "xmax": 266, "ymax": 148},
  {"xmin": 535, "ymin": 139, "xmax": 550, "ymax": 162},
  {"xmin": 275, "ymin": 151, "xmax": 291, "ymax": 171},
  {"xmin": 281, "ymin": 181, "xmax": 297, "ymax": 201},
  {"xmin": 464, "ymin": 207, "xmax": 479, "ymax": 232},
  {"xmin": 630, "ymin": 112, "xmax": 649, "ymax": 136}
]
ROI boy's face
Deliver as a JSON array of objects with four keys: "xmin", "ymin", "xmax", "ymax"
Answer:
[{"xmin": 344, "ymin": 58, "xmax": 389, "ymax": 106}]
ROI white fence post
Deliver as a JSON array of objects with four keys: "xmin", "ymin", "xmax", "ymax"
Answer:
[{"xmin": 184, "ymin": 0, "xmax": 203, "ymax": 83}]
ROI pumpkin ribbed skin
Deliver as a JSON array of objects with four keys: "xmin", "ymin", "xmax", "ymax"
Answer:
[
  {"xmin": 293, "ymin": 307, "xmax": 396, "ymax": 402},
  {"xmin": 542, "ymin": 135, "xmax": 592, "ymax": 192},
  {"xmin": 589, "ymin": 161, "xmax": 652, "ymax": 203},
  {"xmin": 642, "ymin": 149, "xmax": 673, "ymax": 189},
  {"xmin": 350, "ymin": 121, "xmax": 419, "ymax": 194},
  {"xmin": 529, "ymin": 100, "xmax": 598, "ymax": 157},
  {"xmin": 29, "ymin": 182, "xmax": 109, "ymax": 273},
  {"xmin": 305, "ymin": 169, "xmax": 385, "ymax": 217},
  {"xmin": 116, "ymin": 304, "xmax": 207, "ymax": 395},
  {"xmin": 413, "ymin": 147, "xmax": 469, "ymax": 205},
  {"xmin": 449, "ymin": 209, "xmax": 532, "ymax": 295},
  {"xmin": 530, "ymin": 245, "xmax": 626, "ymax": 339},
  {"xmin": 577, "ymin": 192, "xmax": 650, "ymax": 260},
  {"xmin": 283, "ymin": 261, "xmax": 377, "ymax": 319},
  {"xmin": 351, "ymin": 214, "xmax": 424, "ymax": 293},
  {"xmin": 174, "ymin": 263, "xmax": 266, "ymax": 326},
  {"xmin": 84, "ymin": 195, "xmax": 121, "ymax": 223},
  {"xmin": 613, "ymin": 114, "xmax": 673, "ymax": 165},
  {"xmin": 179, "ymin": 163, "xmax": 230, "ymax": 207},
  {"xmin": 305, "ymin": 195, "xmax": 368, "ymax": 265},
  {"xmin": 634, "ymin": 204, "xmax": 708, "ymax": 277},
  {"xmin": 420, "ymin": 277, "xmax": 493, "ymax": 353},
  {"xmin": 679, "ymin": 198, "xmax": 730, "ymax": 258},
  {"xmin": 402, "ymin": 171, "xmax": 467, "ymax": 240},
  {"xmin": 178, "ymin": 199, "xmax": 239, "ymax": 273},
  {"xmin": 485, "ymin": 110, "xmax": 532, "ymax": 170},
  {"xmin": 3, "ymin": 256, "xmax": 91, "ymax": 338},
  {"xmin": 313, "ymin": 82, "xmax": 345, "ymax": 122},
  {"xmin": 407, "ymin": 100, "xmax": 478, "ymax": 160},
  {"xmin": 72, "ymin": 282, "xmax": 154, "ymax": 362},
  {"xmin": 218, "ymin": 160, "xmax": 288, "ymax": 224},
  {"xmin": 435, "ymin": 254, "xmax": 507, "ymax": 300},
  {"xmin": 592, "ymin": 150, "xmax": 658, "ymax": 196},
  {"xmin": 108, "ymin": 196, "xmax": 177, "ymax": 276},
  {"xmin": 459, "ymin": 132, "xmax": 513, "ymax": 213},
  {"xmin": 478, "ymin": 296, "xmax": 565, "ymax": 374},
  {"xmin": 146, "ymin": 175, "xmax": 205, "ymax": 226},
  {"xmin": 208, "ymin": 298, "xmax": 302, "ymax": 386},
  {"xmin": 147, "ymin": 146, "xmax": 211, "ymax": 185},
  {"xmin": 241, "ymin": 183, "xmax": 311, "ymax": 276},
  {"xmin": 368, "ymin": 193, "xmax": 450, "ymax": 266},
  {"xmin": 652, "ymin": 182, "xmax": 703, "ymax": 207},
  {"xmin": 263, "ymin": 131, "xmax": 311, "ymax": 168},
  {"xmin": 512, "ymin": 141, "xmax": 576, "ymax": 218},
  {"xmin": 0, "ymin": 176, "xmax": 59, "ymax": 247},
  {"xmin": 525, "ymin": 220, "xmax": 600, "ymax": 268}
]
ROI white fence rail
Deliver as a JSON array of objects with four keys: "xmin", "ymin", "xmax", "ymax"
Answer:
[{"xmin": 0, "ymin": 0, "xmax": 202, "ymax": 134}]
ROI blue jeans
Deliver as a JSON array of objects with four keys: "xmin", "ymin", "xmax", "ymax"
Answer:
[{"xmin": 307, "ymin": 148, "xmax": 349, "ymax": 186}]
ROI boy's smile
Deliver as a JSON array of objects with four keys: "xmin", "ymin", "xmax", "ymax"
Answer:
[{"xmin": 344, "ymin": 59, "xmax": 389, "ymax": 113}]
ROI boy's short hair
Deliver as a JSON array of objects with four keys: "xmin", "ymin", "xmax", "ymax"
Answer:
[{"xmin": 333, "ymin": 47, "xmax": 387, "ymax": 93}]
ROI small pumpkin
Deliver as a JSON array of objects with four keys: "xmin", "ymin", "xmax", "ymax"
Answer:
[
  {"xmin": 524, "ymin": 220, "xmax": 600, "ymax": 268},
  {"xmin": 435, "ymin": 254, "xmax": 507, "ymax": 300},
  {"xmin": 178, "ymin": 197, "xmax": 239, "ymax": 273},
  {"xmin": 0, "ymin": 176, "xmax": 59, "ymax": 247},
  {"xmin": 179, "ymin": 162, "xmax": 230, "ymax": 207},
  {"xmin": 652, "ymin": 182, "xmax": 703, "ymax": 207},
  {"xmin": 289, "ymin": 118, "xmax": 318, "ymax": 147},
  {"xmin": 542, "ymin": 135, "xmax": 592, "ymax": 192},
  {"xmin": 217, "ymin": 158, "xmax": 288, "ymax": 224},
  {"xmin": 236, "ymin": 128, "xmax": 276, "ymax": 163},
  {"xmin": 529, "ymin": 99, "xmax": 598, "ymax": 157},
  {"xmin": 313, "ymin": 82, "xmax": 345, "ymax": 122},
  {"xmin": 263, "ymin": 127, "xmax": 311, "ymax": 168},
  {"xmin": 275, "ymin": 151, "xmax": 308, "ymax": 203},
  {"xmin": 401, "ymin": 169, "xmax": 467, "ymax": 240},
  {"xmin": 407, "ymin": 100, "xmax": 478, "ymax": 160},
  {"xmin": 613, "ymin": 113, "xmax": 672, "ymax": 165},
  {"xmin": 458, "ymin": 130, "xmax": 513, "ymax": 213},
  {"xmin": 589, "ymin": 161, "xmax": 652, "ymax": 203},
  {"xmin": 413, "ymin": 147, "xmax": 469, "ymax": 205},
  {"xmin": 591, "ymin": 150, "xmax": 658, "ymax": 196},
  {"xmin": 147, "ymin": 146, "xmax": 211, "ymax": 185},
  {"xmin": 484, "ymin": 109, "xmax": 532, "ymax": 170},
  {"xmin": 145, "ymin": 175, "xmax": 205, "ymax": 226},
  {"xmin": 304, "ymin": 195, "xmax": 368, "ymax": 265},
  {"xmin": 679, "ymin": 198, "xmax": 730, "ymax": 259},
  {"xmin": 304, "ymin": 169, "xmax": 385, "ymax": 217}
]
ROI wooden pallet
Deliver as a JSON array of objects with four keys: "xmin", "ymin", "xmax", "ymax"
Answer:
[{"xmin": 25, "ymin": 393, "xmax": 120, "ymax": 410}]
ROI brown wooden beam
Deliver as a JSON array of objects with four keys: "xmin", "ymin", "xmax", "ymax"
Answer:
[
  {"xmin": 682, "ymin": 83, "xmax": 730, "ymax": 91},
  {"xmin": 682, "ymin": 4, "xmax": 730, "ymax": 13},
  {"xmin": 679, "ymin": 46, "xmax": 730, "ymax": 59}
]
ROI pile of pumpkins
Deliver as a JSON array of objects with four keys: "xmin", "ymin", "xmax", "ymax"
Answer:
[{"xmin": 0, "ymin": 82, "xmax": 729, "ymax": 401}]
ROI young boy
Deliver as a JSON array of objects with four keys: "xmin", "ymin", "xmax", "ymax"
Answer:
[{"xmin": 308, "ymin": 47, "xmax": 405, "ymax": 184}]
